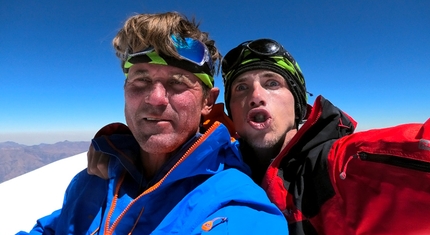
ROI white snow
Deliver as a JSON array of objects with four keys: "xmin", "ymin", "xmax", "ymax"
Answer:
[{"xmin": 0, "ymin": 152, "xmax": 88, "ymax": 234}]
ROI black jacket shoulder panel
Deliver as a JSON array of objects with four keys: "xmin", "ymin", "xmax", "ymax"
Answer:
[{"xmin": 278, "ymin": 95, "xmax": 356, "ymax": 217}]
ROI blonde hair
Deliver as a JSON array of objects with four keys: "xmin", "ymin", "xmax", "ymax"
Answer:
[{"xmin": 113, "ymin": 12, "xmax": 220, "ymax": 72}]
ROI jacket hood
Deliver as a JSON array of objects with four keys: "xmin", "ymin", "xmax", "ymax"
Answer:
[
  {"xmin": 91, "ymin": 122, "xmax": 250, "ymax": 190},
  {"xmin": 274, "ymin": 95, "xmax": 357, "ymax": 165}
]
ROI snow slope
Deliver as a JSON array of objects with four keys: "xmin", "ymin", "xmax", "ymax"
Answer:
[{"xmin": 0, "ymin": 152, "xmax": 87, "ymax": 234}]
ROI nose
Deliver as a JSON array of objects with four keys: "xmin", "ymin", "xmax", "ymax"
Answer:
[
  {"xmin": 145, "ymin": 83, "xmax": 168, "ymax": 106},
  {"xmin": 249, "ymin": 83, "xmax": 266, "ymax": 107}
]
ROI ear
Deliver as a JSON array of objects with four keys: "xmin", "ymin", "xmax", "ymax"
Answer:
[{"xmin": 201, "ymin": 87, "xmax": 220, "ymax": 116}]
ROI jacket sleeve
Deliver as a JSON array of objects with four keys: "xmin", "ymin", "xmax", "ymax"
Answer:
[{"xmin": 15, "ymin": 170, "xmax": 86, "ymax": 234}]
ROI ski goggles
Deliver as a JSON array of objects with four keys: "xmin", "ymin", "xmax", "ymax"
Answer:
[
  {"xmin": 222, "ymin": 39, "xmax": 302, "ymax": 84},
  {"xmin": 118, "ymin": 35, "xmax": 214, "ymax": 88}
]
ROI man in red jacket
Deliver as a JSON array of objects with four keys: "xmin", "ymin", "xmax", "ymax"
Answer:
[
  {"xmin": 217, "ymin": 39, "xmax": 430, "ymax": 235},
  {"xmin": 218, "ymin": 39, "xmax": 356, "ymax": 234}
]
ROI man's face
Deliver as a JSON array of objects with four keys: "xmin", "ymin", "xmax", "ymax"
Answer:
[
  {"xmin": 229, "ymin": 69, "xmax": 296, "ymax": 149},
  {"xmin": 124, "ymin": 63, "xmax": 214, "ymax": 154}
]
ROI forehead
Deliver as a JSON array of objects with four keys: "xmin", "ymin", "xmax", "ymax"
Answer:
[
  {"xmin": 128, "ymin": 63, "xmax": 198, "ymax": 79},
  {"xmin": 232, "ymin": 69, "xmax": 284, "ymax": 84}
]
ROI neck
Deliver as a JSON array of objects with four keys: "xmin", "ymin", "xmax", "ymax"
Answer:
[
  {"xmin": 140, "ymin": 151, "xmax": 171, "ymax": 180},
  {"xmin": 241, "ymin": 128, "xmax": 297, "ymax": 185},
  {"xmin": 253, "ymin": 144, "xmax": 282, "ymax": 168},
  {"xmin": 240, "ymin": 143, "xmax": 275, "ymax": 185},
  {"xmin": 246, "ymin": 128, "xmax": 298, "ymax": 166}
]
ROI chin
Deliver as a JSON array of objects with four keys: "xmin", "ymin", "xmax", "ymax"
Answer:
[
  {"xmin": 139, "ymin": 135, "xmax": 181, "ymax": 153},
  {"xmin": 141, "ymin": 143, "xmax": 176, "ymax": 154},
  {"xmin": 247, "ymin": 136, "xmax": 279, "ymax": 149}
]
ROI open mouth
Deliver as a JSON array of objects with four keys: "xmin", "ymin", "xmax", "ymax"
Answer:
[
  {"xmin": 248, "ymin": 109, "xmax": 271, "ymax": 124},
  {"xmin": 251, "ymin": 112, "xmax": 268, "ymax": 123}
]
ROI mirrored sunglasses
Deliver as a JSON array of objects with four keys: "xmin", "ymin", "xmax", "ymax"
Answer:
[{"xmin": 118, "ymin": 35, "xmax": 213, "ymax": 71}]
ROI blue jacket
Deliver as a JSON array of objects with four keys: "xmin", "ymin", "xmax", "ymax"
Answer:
[{"xmin": 18, "ymin": 122, "xmax": 288, "ymax": 234}]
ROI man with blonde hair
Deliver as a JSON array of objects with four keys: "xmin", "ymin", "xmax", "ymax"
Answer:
[{"xmin": 17, "ymin": 12, "xmax": 288, "ymax": 234}]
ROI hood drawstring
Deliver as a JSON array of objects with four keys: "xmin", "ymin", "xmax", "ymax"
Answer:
[{"xmin": 339, "ymin": 154, "xmax": 358, "ymax": 180}]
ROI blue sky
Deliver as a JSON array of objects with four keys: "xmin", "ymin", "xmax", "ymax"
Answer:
[{"xmin": 1, "ymin": 0, "xmax": 429, "ymax": 145}]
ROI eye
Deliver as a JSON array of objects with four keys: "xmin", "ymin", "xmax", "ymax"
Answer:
[
  {"xmin": 125, "ymin": 75, "xmax": 152, "ymax": 93},
  {"xmin": 128, "ymin": 76, "xmax": 151, "ymax": 85},
  {"xmin": 234, "ymin": 83, "xmax": 248, "ymax": 91},
  {"xmin": 169, "ymin": 79, "xmax": 183, "ymax": 85},
  {"xmin": 267, "ymin": 80, "xmax": 280, "ymax": 87},
  {"xmin": 170, "ymin": 74, "xmax": 185, "ymax": 85},
  {"xmin": 169, "ymin": 74, "xmax": 191, "ymax": 91}
]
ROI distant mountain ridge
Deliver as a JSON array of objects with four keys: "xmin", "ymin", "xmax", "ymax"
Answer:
[{"xmin": 0, "ymin": 140, "xmax": 90, "ymax": 183}]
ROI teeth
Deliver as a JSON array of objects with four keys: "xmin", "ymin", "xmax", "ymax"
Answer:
[
  {"xmin": 253, "ymin": 114, "xmax": 266, "ymax": 123},
  {"xmin": 146, "ymin": 118, "xmax": 159, "ymax": 121}
]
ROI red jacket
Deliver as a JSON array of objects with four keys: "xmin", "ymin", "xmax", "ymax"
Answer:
[
  {"xmin": 261, "ymin": 95, "xmax": 356, "ymax": 234},
  {"xmin": 262, "ymin": 95, "xmax": 430, "ymax": 235}
]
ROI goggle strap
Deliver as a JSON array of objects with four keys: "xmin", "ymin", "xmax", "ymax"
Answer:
[
  {"xmin": 124, "ymin": 60, "xmax": 134, "ymax": 70},
  {"xmin": 194, "ymin": 73, "xmax": 214, "ymax": 88},
  {"xmin": 123, "ymin": 52, "xmax": 214, "ymax": 88},
  {"xmin": 225, "ymin": 56, "xmax": 303, "ymax": 85},
  {"xmin": 147, "ymin": 53, "xmax": 168, "ymax": 65},
  {"xmin": 275, "ymin": 59, "xmax": 305, "ymax": 85},
  {"xmin": 273, "ymin": 59, "xmax": 298, "ymax": 78},
  {"xmin": 237, "ymin": 56, "xmax": 297, "ymax": 77}
]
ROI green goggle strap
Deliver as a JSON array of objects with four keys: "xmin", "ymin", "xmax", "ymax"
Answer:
[
  {"xmin": 124, "ymin": 53, "xmax": 213, "ymax": 88},
  {"xmin": 224, "ymin": 56, "xmax": 303, "ymax": 86}
]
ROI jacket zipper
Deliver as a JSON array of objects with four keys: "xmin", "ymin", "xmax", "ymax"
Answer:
[
  {"xmin": 358, "ymin": 152, "xmax": 430, "ymax": 172},
  {"xmin": 340, "ymin": 152, "xmax": 430, "ymax": 180},
  {"xmin": 105, "ymin": 122, "xmax": 221, "ymax": 234}
]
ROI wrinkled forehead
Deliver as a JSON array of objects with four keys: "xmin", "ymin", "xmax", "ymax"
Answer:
[
  {"xmin": 127, "ymin": 62, "xmax": 203, "ymax": 86},
  {"xmin": 128, "ymin": 62, "xmax": 196, "ymax": 76}
]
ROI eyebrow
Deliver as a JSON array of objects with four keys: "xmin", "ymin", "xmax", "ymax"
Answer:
[
  {"xmin": 129, "ymin": 69, "xmax": 149, "ymax": 77},
  {"xmin": 232, "ymin": 76, "xmax": 248, "ymax": 85},
  {"xmin": 260, "ymin": 71, "xmax": 280, "ymax": 78}
]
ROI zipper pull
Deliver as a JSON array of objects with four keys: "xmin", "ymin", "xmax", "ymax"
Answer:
[{"xmin": 201, "ymin": 217, "xmax": 228, "ymax": 232}]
